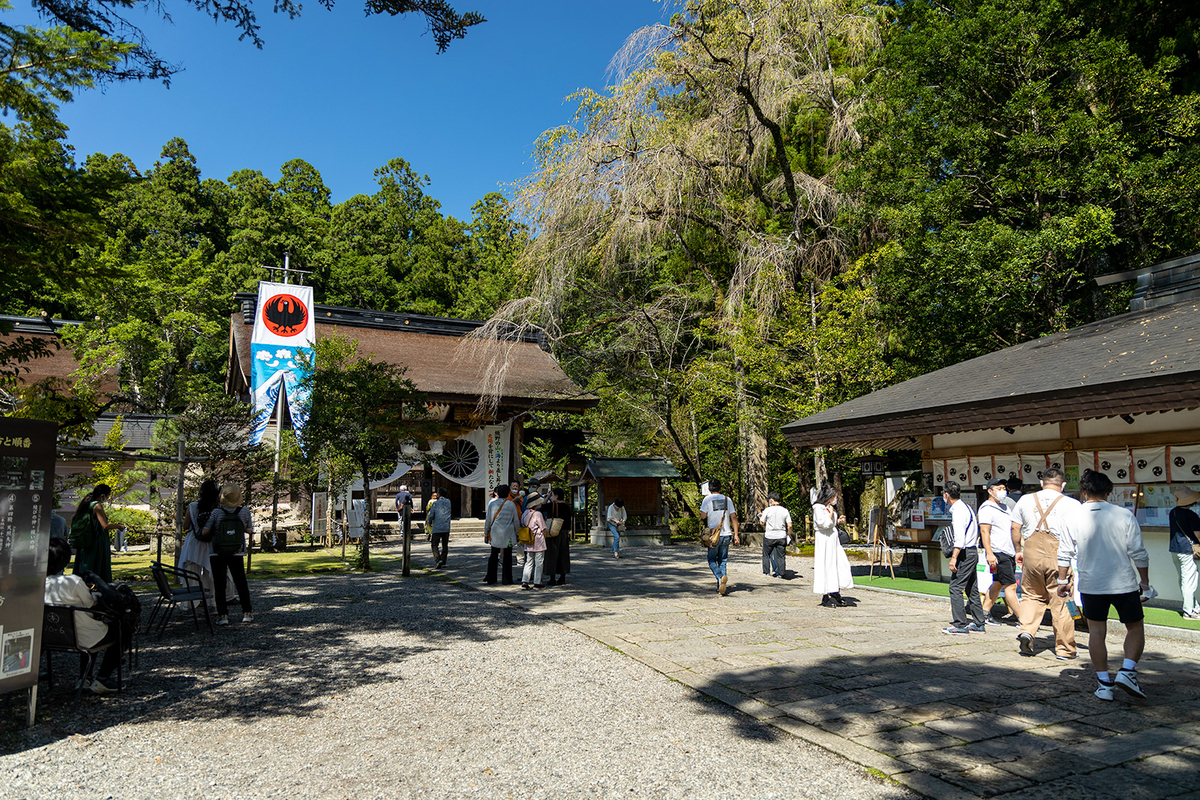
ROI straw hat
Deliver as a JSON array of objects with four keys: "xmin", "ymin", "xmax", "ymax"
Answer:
[
  {"xmin": 220, "ymin": 484, "xmax": 244, "ymax": 507},
  {"xmin": 1174, "ymin": 486, "xmax": 1200, "ymax": 506},
  {"xmin": 524, "ymin": 491, "xmax": 546, "ymax": 510}
]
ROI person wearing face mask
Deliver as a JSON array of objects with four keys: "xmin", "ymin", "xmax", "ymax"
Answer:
[
  {"xmin": 812, "ymin": 483, "xmax": 853, "ymax": 607},
  {"xmin": 980, "ymin": 478, "xmax": 1021, "ymax": 623}
]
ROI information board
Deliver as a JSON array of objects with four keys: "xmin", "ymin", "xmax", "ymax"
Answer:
[{"xmin": 0, "ymin": 419, "xmax": 56, "ymax": 698}]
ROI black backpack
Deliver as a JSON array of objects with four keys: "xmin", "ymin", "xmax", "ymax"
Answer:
[
  {"xmin": 212, "ymin": 507, "xmax": 246, "ymax": 556},
  {"xmin": 938, "ymin": 505, "xmax": 976, "ymax": 558}
]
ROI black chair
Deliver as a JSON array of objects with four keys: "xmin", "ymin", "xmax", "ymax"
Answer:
[
  {"xmin": 41, "ymin": 604, "xmax": 122, "ymax": 706},
  {"xmin": 146, "ymin": 561, "xmax": 213, "ymax": 637}
]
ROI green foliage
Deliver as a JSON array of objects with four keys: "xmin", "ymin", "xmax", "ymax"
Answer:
[
  {"xmin": 521, "ymin": 437, "xmax": 570, "ymax": 482},
  {"xmin": 299, "ymin": 334, "xmax": 438, "ymax": 568},
  {"xmin": 85, "ymin": 415, "xmax": 146, "ymax": 500},
  {"xmin": 852, "ymin": 0, "xmax": 1200, "ymax": 376}
]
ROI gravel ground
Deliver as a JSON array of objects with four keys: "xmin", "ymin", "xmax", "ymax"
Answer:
[{"xmin": 1, "ymin": 568, "xmax": 912, "ymax": 800}]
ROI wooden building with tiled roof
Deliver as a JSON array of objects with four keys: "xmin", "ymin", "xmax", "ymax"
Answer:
[{"xmin": 782, "ymin": 253, "xmax": 1200, "ymax": 606}]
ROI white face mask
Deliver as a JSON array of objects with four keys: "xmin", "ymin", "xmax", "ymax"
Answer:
[{"xmin": 994, "ymin": 489, "xmax": 1008, "ymax": 500}]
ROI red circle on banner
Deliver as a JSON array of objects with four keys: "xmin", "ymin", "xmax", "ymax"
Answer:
[{"xmin": 261, "ymin": 294, "xmax": 308, "ymax": 337}]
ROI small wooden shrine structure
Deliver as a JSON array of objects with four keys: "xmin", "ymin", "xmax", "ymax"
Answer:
[{"xmin": 583, "ymin": 457, "xmax": 681, "ymax": 547}]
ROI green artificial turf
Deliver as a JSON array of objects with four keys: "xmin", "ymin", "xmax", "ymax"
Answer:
[{"xmin": 857, "ymin": 574, "xmax": 1200, "ymax": 631}]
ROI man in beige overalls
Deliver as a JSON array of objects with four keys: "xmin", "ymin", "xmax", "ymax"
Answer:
[{"xmin": 1009, "ymin": 467, "xmax": 1082, "ymax": 658}]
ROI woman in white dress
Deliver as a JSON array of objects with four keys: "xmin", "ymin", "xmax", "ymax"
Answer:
[
  {"xmin": 812, "ymin": 483, "xmax": 853, "ymax": 607},
  {"xmin": 177, "ymin": 480, "xmax": 232, "ymax": 610}
]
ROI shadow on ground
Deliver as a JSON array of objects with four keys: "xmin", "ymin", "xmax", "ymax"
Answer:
[{"xmin": 0, "ymin": 568, "xmax": 555, "ymax": 752}]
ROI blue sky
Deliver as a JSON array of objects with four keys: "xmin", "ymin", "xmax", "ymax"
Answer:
[{"xmin": 29, "ymin": 0, "xmax": 669, "ymax": 221}]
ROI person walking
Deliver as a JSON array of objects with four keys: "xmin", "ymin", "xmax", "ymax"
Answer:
[
  {"xmin": 605, "ymin": 498, "xmax": 627, "ymax": 558},
  {"xmin": 941, "ymin": 480, "xmax": 986, "ymax": 635},
  {"xmin": 484, "ymin": 484, "xmax": 519, "ymax": 585},
  {"xmin": 1010, "ymin": 467, "xmax": 1080, "ymax": 659},
  {"xmin": 759, "ymin": 491, "xmax": 792, "ymax": 578},
  {"xmin": 200, "ymin": 484, "xmax": 254, "ymax": 625},
  {"xmin": 543, "ymin": 487, "xmax": 572, "ymax": 586},
  {"xmin": 426, "ymin": 487, "xmax": 452, "ymax": 568},
  {"xmin": 811, "ymin": 483, "xmax": 852, "ymax": 607},
  {"xmin": 69, "ymin": 484, "xmax": 126, "ymax": 583},
  {"xmin": 521, "ymin": 491, "xmax": 548, "ymax": 589},
  {"xmin": 700, "ymin": 479, "xmax": 740, "ymax": 596},
  {"xmin": 1168, "ymin": 486, "xmax": 1200, "ymax": 620},
  {"xmin": 980, "ymin": 478, "xmax": 1021, "ymax": 623},
  {"xmin": 1057, "ymin": 470, "xmax": 1152, "ymax": 701},
  {"xmin": 178, "ymin": 480, "xmax": 232, "ymax": 612}
]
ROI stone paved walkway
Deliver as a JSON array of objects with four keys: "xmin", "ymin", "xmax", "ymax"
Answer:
[{"xmin": 415, "ymin": 537, "xmax": 1200, "ymax": 799}]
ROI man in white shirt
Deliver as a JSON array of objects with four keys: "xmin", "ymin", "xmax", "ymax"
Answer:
[
  {"xmin": 1057, "ymin": 469, "xmax": 1151, "ymax": 701},
  {"xmin": 979, "ymin": 478, "xmax": 1021, "ymax": 623},
  {"xmin": 1010, "ymin": 467, "xmax": 1081, "ymax": 659},
  {"xmin": 941, "ymin": 481, "xmax": 985, "ymax": 635},
  {"xmin": 699, "ymin": 479, "xmax": 740, "ymax": 596},
  {"xmin": 758, "ymin": 491, "xmax": 792, "ymax": 578}
]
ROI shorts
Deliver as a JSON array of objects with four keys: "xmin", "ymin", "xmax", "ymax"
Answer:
[
  {"xmin": 993, "ymin": 553, "xmax": 1017, "ymax": 587},
  {"xmin": 1081, "ymin": 591, "xmax": 1144, "ymax": 624}
]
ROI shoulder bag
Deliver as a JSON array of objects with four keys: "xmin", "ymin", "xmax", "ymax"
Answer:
[
  {"xmin": 546, "ymin": 499, "xmax": 564, "ymax": 538},
  {"xmin": 517, "ymin": 503, "xmax": 534, "ymax": 545},
  {"xmin": 700, "ymin": 504, "xmax": 727, "ymax": 548}
]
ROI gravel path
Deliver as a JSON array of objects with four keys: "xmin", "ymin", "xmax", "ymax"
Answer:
[{"xmin": 2, "ymin": 568, "xmax": 912, "ymax": 799}]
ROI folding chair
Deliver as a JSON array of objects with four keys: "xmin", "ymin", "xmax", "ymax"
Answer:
[
  {"xmin": 146, "ymin": 561, "xmax": 213, "ymax": 637},
  {"xmin": 41, "ymin": 604, "xmax": 123, "ymax": 707}
]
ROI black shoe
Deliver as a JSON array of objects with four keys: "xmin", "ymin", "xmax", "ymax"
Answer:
[
  {"xmin": 521, "ymin": 583, "xmax": 531, "ymax": 590},
  {"xmin": 833, "ymin": 593, "xmax": 848, "ymax": 607},
  {"xmin": 820, "ymin": 595, "xmax": 835, "ymax": 607},
  {"xmin": 1018, "ymin": 632, "xmax": 1034, "ymax": 656}
]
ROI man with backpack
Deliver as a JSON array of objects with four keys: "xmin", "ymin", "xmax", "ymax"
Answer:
[
  {"xmin": 1010, "ymin": 467, "xmax": 1081, "ymax": 658},
  {"xmin": 201, "ymin": 484, "xmax": 254, "ymax": 626},
  {"xmin": 940, "ymin": 481, "xmax": 986, "ymax": 635}
]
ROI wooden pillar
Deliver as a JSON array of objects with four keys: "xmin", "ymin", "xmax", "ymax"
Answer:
[{"xmin": 511, "ymin": 417, "xmax": 525, "ymax": 482}]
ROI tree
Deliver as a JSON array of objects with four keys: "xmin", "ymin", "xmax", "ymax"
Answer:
[
  {"xmin": 482, "ymin": 0, "xmax": 885, "ymax": 512},
  {"xmin": 16, "ymin": 0, "xmax": 484, "ymax": 85},
  {"xmin": 299, "ymin": 334, "xmax": 438, "ymax": 569},
  {"xmin": 851, "ymin": 0, "xmax": 1200, "ymax": 377}
]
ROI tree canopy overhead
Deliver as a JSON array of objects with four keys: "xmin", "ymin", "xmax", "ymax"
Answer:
[{"xmin": 19, "ymin": 0, "xmax": 484, "ymax": 84}]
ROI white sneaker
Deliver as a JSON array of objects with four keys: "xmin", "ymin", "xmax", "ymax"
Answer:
[
  {"xmin": 1115, "ymin": 670, "xmax": 1146, "ymax": 699},
  {"xmin": 242, "ymin": 613, "xmax": 254, "ymax": 623},
  {"xmin": 1094, "ymin": 682, "xmax": 1114, "ymax": 701},
  {"xmin": 216, "ymin": 615, "xmax": 230, "ymax": 626}
]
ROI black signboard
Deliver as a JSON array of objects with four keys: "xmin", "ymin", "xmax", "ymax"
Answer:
[{"xmin": 0, "ymin": 418, "xmax": 56, "ymax": 700}]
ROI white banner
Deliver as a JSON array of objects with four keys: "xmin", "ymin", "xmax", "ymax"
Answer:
[
  {"xmin": 250, "ymin": 282, "xmax": 316, "ymax": 445},
  {"xmin": 431, "ymin": 421, "xmax": 512, "ymax": 489}
]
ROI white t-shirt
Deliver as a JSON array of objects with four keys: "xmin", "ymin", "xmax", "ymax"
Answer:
[
  {"xmin": 949, "ymin": 500, "xmax": 979, "ymax": 549},
  {"xmin": 978, "ymin": 499, "xmax": 1015, "ymax": 556},
  {"xmin": 700, "ymin": 494, "xmax": 735, "ymax": 536},
  {"xmin": 1058, "ymin": 501, "xmax": 1149, "ymax": 595},
  {"xmin": 1011, "ymin": 489, "xmax": 1081, "ymax": 540},
  {"xmin": 759, "ymin": 505, "xmax": 792, "ymax": 539}
]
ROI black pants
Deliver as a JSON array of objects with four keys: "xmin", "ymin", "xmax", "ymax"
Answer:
[
  {"xmin": 544, "ymin": 534, "xmax": 562, "ymax": 580},
  {"xmin": 486, "ymin": 547, "xmax": 513, "ymax": 585},
  {"xmin": 79, "ymin": 624, "xmax": 121, "ymax": 679},
  {"xmin": 210, "ymin": 553, "xmax": 252, "ymax": 615},
  {"xmin": 949, "ymin": 547, "xmax": 984, "ymax": 628},
  {"xmin": 430, "ymin": 530, "xmax": 449, "ymax": 563},
  {"xmin": 763, "ymin": 538, "xmax": 786, "ymax": 576}
]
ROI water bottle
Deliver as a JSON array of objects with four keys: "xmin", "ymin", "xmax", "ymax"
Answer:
[{"xmin": 1066, "ymin": 599, "xmax": 1081, "ymax": 620}]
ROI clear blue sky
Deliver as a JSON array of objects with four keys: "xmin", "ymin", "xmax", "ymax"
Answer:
[{"xmin": 32, "ymin": 0, "xmax": 669, "ymax": 221}]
